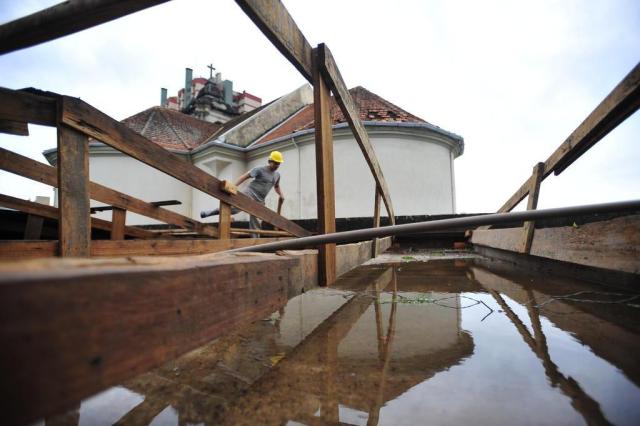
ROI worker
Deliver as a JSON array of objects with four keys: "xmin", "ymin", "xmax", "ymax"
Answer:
[{"xmin": 201, "ymin": 151, "xmax": 285, "ymax": 238}]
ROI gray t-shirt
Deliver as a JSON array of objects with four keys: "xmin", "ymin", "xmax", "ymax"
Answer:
[{"xmin": 243, "ymin": 166, "xmax": 280, "ymax": 203}]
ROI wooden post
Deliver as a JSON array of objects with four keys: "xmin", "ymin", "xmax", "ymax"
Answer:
[
  {"xmin": 371, "ymin": 188, "xmax": 381, "ymax": 258},
  {"xmin": 520, "ymin": 162, "xmax": 545, "ymax": 254},
  {"xmin": 313, "ymin": 47, "xmax": 336, "ymax": 286},
  {"xmin": 57, "ymin": 121, "xmax": 90, "ymax": 257},
  {"xmin": 219, "ymin": 202, "xmax": 231, "ymax": 240},
  {"xmin": 110, "ymin": 207, "xmax": 127, "ymax": 240}
]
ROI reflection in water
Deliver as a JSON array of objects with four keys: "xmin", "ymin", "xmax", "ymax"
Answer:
[{"xmin": 44, "ymin": 260, "xmax": 640, "ymax": 426}]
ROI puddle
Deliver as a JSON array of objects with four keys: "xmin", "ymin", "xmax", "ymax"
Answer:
[{"xmin": 42, "ymin": 258, "xmax": 640, "ymax": 425}]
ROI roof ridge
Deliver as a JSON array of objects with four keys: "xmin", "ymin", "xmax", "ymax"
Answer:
[
  {"xmin": 140, "ymin": 109, "xmax": 156, "ymax": 135},
  {"xmin": 157, "ymin": 108, "xmax": 190, "ymax": 150},
  {"xmin": 349, "ymin": 86, "xmax": 427, "ymax": 123}
]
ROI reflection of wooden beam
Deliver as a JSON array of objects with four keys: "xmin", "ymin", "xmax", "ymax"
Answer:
[
  {"xmin": 0, "ymin": 252, "xmax": 296, "ymax": 425},
  {"xmin": 493, "ymin": 62, "xmax": 640, "ymax": 213},
  {"xmin": 488, "ymin": 289, "xmax": 612, "ymax": 426},
  {"xmin": 221, "ymin": 268, "xmax": 393, "ymax": 423},
  {"xmin": 314, "ymin": 47, "xmax": 337, "ymax": 286},
  {"xmin": 0, "ymin": 147, "xmax": 217, "ymax": 237},
  {"xmin": 0, "ymin": 0, "xmax": 171, "ymax": 55},
  {"xmin": 60, "ymin": 95, "xmax": 310, "ymax": 238},
  {"xmin": 317, "ymin": 44, "xmax": 395, "ymax": 223},
  {"xmin": 234, "ymin": 0, "xmax": 313, "ymax": 82}
]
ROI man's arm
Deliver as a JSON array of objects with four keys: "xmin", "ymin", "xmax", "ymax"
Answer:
[
  {"xmin": 234, "ymin": 172, "xmax": 251, "ymax": 187},
  {"xmin": 274, "ymin": 179, "xmax": 284, "ymax": 200}
]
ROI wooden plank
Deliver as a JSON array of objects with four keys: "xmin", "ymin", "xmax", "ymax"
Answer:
[
  {"xmin": 0, "ymin": 238, "xmax": 293, "ymax": 260},
  {"xmin": 471, "ymin": 214, "xmax": 640, "ymax": 274},
  {"xmin": 60, "ymin": 96, "xmax": 310, "ymax": 238},
  {"xmin": 0, "ymin": 241, "xmax": 57, "ymax": 259},
  {"xmin": 0, "ymin": 147, "xmax": 218, "ymax": 237},
  {"xmin": 23, "ymin": 214, "xmax": 44, "ymax": 240},
  {"xmin": 372, "ymin": 189, "xmax": 381, "ymax": 258},
  {"xmin": 0, "ymin": 0, "xmax": 170, "ymax": 55},
  {"xmin": 0, "ymin": 119, "xmax": 29, "ymax": 136},
  {"xmin": 110, "ymin": 207, "xmax": 126, "ymax": 240},
  {"xmin": 0, "ymin": 193, "xmax": 153, "ymax": 239},
  {"xmin": 495, "ymin": 62, "xmax": 640, "ymax": 213},
  {"xmin": 313, "ymin": 49, "xmax": 337, "ymax": 286},
  {"xmin": 520, "ymin": 162, "xmax": 544, "ymax": 253},
  {"xmin": 0, "ymin": 87, "xmax": 57, "ymax": 126},
  {"xmin": 0, "ymin": 252, "xmax": 297, "ymax": 425},
  {"xmin": 234, "ymin": 0, "xmax": 313, "ymax": 82},
  {"xmin": 57, "ymin": 123, "xmax": 90, "ymax": 257},
  {"xmin": 218, "ymin": 202, "xmax": 231, "ymax": 240},
  {"xmin": 231, "ymin": 228, "xmax": 291, "ymax": 237},
  {"xmin": 547, "ymin": 62, "xmax": 640, "ymax": 175},
  {"xmin": 317, "ymin": 44, "xmax": 395, "ymax": 223}
]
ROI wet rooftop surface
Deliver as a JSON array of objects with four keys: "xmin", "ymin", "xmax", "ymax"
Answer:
[{"xmin": 41, "ymin": 255, "xmax": 640, "ymax": 425}]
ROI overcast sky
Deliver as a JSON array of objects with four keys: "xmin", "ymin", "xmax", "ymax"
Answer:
[{"xmin": 0, "ymin": 0, "xmax": 638, "ymax": 213}]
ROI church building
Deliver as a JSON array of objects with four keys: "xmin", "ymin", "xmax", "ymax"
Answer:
[{"xmin": 44, "ymin": 68, "xmax": 464, "ymax": 226}]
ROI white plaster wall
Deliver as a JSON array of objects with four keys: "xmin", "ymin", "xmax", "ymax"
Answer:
[
  {"xmin": 89, "ymin": 153, "xmax": 192, "ymax": 225},
  {"xmin": 248, "ymin": 128, "xmax": 457, "ymax": 219}
]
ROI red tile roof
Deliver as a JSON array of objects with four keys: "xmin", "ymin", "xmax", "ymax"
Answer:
[
  {"xmin": 121, "ymin": 107, "xmax": 222, "ymax": 152},
  {"xmin": 256, "ymin": 86, "xmax": 427, "ymax": 145}
]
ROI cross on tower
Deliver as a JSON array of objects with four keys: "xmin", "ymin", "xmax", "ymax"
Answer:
[{"xmin": 207, "ymin": 64, "xmax": 216, "ymax": 79}]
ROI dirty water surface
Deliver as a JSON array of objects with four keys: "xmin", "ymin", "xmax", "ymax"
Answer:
[{"xmin": 42, "ymin": 258, "xmax": 640, "ymax": 425}]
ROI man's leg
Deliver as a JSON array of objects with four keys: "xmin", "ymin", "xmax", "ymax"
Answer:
[
  {"xmin": 249, "ymin": 215, "xmax": 262, "ymax": 238},
  {"xmin": 201, "ymin": 205, "xmax": 240, "ymax": 218}
]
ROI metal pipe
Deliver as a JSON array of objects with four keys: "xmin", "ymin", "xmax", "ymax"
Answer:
[{"xmin": 229, "ymin": 199, "xmax": 640, "ymax": 253}]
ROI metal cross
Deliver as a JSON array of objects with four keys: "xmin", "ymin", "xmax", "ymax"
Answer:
[{"xmin": 207, "ymin": 64, "xmax": 216, "ymax": 79}]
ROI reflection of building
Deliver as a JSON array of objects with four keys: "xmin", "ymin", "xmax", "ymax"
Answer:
[{"xmin": 45, "ymin": 260, "xmax": 640, "ymax": 425}]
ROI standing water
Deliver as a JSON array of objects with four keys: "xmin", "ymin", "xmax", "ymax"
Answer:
[{"xmin": 41, "ymin": 257, "xmax": 640, "ymax": 425}]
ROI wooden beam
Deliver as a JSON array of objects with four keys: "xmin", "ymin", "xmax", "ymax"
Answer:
[
  {"xmin": 471, "ymin": 214, "xmax": 640, "ymax": 274},
  {"xmin": 0, "ymin": 119, "xmax": 29, "ymax": 136},
  {"xmin": 0, "ymin": 147, "xmax": 218, "ymax": 237},
  {"xmin": 0, "ymin": 238, "xmax": 293, "ymax": 260},
  {"xmin": 234, "ymin": 0, "xmax": 313, "ymax": 83},
  {"xmin": 0, "ymin": 87, "xmax": 57, "ymax": 126},
  {"xmin": 0, "ymin": 252, "xmax": 297, "ymax": 425},
  {"xmin": 57, "ymin": 123, "xmax": 90, "ymax": 257},
  {"xmin": 231, "ymin": 228, "xmax": 291, "ymax": 237},
  {"xmin": 0, "ymin": 0, "xmax": 171, "ymax": 55},
  {"xmin": 313, "ymin": 48, "xmax": 337, "ymax": 286},
  {"xmin": 0, "ymin": 193, "xmax": 154, "ymax": 239},
  {"xmin": 548, "ymin": 62, "xmax": 640, "ymax": 175},
  {"xmin": 60, "ymin": 95, "xmax": 310, "ymax": 238},
  {"xmin": 218, "ymin": 202, "xmax": 231, "ymax": 240},
  {"xmin": 110, "ymin": 207, "xmax": 126, "ymax": 240},
  {"xmin": 372, "ymin": 188, "xmax": 381, "ymax": 258},
  {"xmin": 495, "ymin": 62, "xmax": 640, "ymax": 213},
  {"xmin": 520, "ymin": 162, "xmax": 544, "ymax": 253},
  {"xmin": 317, "ymin": 44, "xmax": 395, "ymax": 223}
]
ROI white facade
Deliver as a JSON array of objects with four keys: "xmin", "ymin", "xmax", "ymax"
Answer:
[
  {"xmin": 45, "ymin": 86, "xmax": 463, "ymax": 226},
  {"xmin": 66, "ymin": 123, "xmax": 461, "ymax": 225}
]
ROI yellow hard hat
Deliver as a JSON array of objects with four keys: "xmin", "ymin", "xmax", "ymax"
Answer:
[{"xmin": 269, "ymin": 151, "xmax": 284, "ymax": 163}]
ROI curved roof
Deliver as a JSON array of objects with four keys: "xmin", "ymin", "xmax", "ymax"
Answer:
[{"xmin": 254, "ymin": 86, "xmax": 429, "ymax": 145}]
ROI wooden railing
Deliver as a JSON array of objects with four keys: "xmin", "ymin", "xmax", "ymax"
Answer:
[
  {"xmin": 0, "ymin": 87, "xmax": 310, "ymax": 258},
  {"xmin": 0, "ymin": 0, "xmax": 396, "ymax": 286},
  {"xmin": 476, "ymin": 62, "xmax": 640, "ymax": 253}
]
